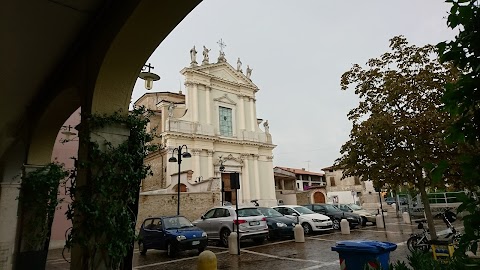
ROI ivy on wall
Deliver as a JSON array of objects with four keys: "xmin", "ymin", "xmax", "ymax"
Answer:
[
  {"xmin": 18, "ymin": 162, "xmax": 68, "ymax": 251},
  {"xmin": 65, "ymin": 107, "xmax": 159, "ymax": 269}
]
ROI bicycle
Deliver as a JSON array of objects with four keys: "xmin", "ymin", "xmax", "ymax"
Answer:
[{"xmin": 407, "ymin": 209, "xmax": 460, "ymax": 252}]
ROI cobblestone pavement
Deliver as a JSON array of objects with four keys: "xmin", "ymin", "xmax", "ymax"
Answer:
[{"xmin": 46, "ymin": 214, "xmax": 460, "ymax": 270}]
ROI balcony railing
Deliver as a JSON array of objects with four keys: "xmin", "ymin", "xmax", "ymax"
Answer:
[{"xmin": 166, "ymin": 119, "xmax": 269, "ymax": 143}]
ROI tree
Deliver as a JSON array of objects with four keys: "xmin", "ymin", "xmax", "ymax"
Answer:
[
  {"xmin": 438, "ymin": 0, "xmax": 480, "ymax": 254},
  {"xmin": 337, "ymin": 36, "xmax": 459, "ymax": 239}
]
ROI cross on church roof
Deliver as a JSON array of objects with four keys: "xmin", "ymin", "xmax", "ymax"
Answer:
[{"xmin": 217, "ymin": 38, "xmax": 227, "ymax": 53}]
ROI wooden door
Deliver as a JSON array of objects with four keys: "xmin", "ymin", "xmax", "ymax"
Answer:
[{"xmin": 314, "ymin": 192, "xmax": 325, "ymax": 203}]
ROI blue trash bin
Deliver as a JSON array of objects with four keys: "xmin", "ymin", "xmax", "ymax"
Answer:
[{"xmin": 331, "ymin": 240, "xmax": 397, "ymax": 270}]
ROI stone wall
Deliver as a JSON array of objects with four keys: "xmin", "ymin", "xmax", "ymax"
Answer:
[
  {"xmin": 296, "ymin": 191, "xmax": 310, "ymax": 205},
  {"xmin": 137, "ymin": 192, "xmax": 221, "ymax": 230}
]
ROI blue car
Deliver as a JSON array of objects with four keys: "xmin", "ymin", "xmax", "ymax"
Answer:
[
  {"xmin": 257, "ymin": 207, "xmax": 296, "ymax": 239},
  {"xmin": 138, "ymin": 216, "xmax": 208, "ymax": 257}
]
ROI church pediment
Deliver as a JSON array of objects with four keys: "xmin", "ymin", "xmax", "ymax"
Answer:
[
  {"xmin": 191, "ymin": 62, "xmax": 258, "ymax": 89},
  {"xmin": 213, "ymin": 94, "xmax": 236, "ymax": 105}
]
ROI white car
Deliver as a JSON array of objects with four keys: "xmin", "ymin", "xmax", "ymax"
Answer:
[{"xmin": 273, "ymin": 205, "xmax": 333, "ymax": 234}]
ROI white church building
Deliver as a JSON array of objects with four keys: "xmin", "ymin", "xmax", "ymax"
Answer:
[{"xmin": 135, "ymin": 45, "xmax": 277, "ymax": 207}]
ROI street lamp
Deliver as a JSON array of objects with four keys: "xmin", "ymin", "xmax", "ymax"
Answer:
[
  {"xmin": 139, "ymin": 63, "xmax": 160, "ymax": 90},
  {"xmin": 168, "ymin": 145, "xmax": 191, "ymax": 215}
]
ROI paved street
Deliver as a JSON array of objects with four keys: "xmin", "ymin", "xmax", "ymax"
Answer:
[{"xmin": 46, "ymin": 213, "xmax": 444, "ymax": 270}]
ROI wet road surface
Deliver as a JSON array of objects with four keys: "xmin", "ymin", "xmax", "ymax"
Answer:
[{"xmin": 46, "ymin": 214, "xmax": 458, "ymax": 269}]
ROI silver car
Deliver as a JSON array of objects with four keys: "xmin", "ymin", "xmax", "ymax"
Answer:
[{"xmin": 192, "ymin": 206, "xmax": 269, "ymax": 247}]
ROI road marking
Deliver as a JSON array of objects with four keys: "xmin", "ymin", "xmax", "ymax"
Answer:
[
  {"xmin": 300, "ymin": 261, "xmax": 340, "ymax": 269},
  {"xmin": 133, "ymin": 251, "xmax": 229, "ymax": 269},
  {"xmin": 358, "ymin": 229, "xmax": 410, "ymax": 234},
  {"xmin": 307, "ymin": 237, "xmax": 337, "ymax": 242},
  {"xmin": 242, "ymin": 249, "xmax": 322, "ymax": 263}
]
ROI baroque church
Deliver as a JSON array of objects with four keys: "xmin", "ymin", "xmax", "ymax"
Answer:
[{"xmin": 134, "ymin": 45, "xmax": 277, "ymax": 207}]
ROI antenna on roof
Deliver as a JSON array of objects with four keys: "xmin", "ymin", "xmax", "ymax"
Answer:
[
  {"xmin": 305, "ymin": 160, "xmax": 311, "ymax": 171},
  {"xmin": 178, "ymin": 78, "xmax": 182, "ymax": 94}
]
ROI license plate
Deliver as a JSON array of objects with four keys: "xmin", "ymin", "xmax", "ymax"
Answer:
[
  {"xmin": 192, "ymin": 240, "xmax": 200, "ymax": 245},
  {"xmin": 249, "ymin": 221, "xmax": 260, "ymax": 226}
]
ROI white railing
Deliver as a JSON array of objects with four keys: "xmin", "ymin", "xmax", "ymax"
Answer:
[{"xmin": 166, "ymin": 119, "xmax": 269, "ymax": 144}]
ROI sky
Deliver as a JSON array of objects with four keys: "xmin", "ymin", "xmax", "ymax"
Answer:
[{"xmin": 131, "ymin": 0, "xmax": 456, "ymax": 173}]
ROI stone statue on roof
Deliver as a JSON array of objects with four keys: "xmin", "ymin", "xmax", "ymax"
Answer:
[
  {"xmin": 190, "ymin": 46, "xmax": 197, "ymax": 66},
  {"xmin": 202, "ymin": 46, "xmax": 210, "ymax": 64},
  {"xmin": 167, "ymin": 102, "xmax": 176, "ymax": 118},
  {"xmin": 218, "ymin": 51, "xmax": 226, "ymax": 63},
  {"xmin": 263, "ymin": 120, "xmax": 269, "ymax": 133},
  {"xmin": 246, "ymin": 65, "xmax": 253, "ymax": 79},
  {"xmin": 237, "ymin": 57, "xmax": 242, "ymax": 73}
]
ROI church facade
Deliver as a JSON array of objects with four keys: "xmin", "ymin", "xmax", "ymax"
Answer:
[{"xmin": 134, "ymin": 46, "xmax": 277, "ymax": 207}]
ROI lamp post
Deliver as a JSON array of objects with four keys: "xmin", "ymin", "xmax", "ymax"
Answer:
[
  {"xmin": 219, "ymin": 159, "xmax": 225, "ymax": 206},
  {"xmin": 168, "ymin": 145, "xmax": 191, "ymax": 215}
]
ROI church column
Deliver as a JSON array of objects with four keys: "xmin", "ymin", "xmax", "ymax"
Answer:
[
  {"xmin": 249, "ymin": 97, "xmax": 256, "ymax": 131},
  {"xmin": 253, "ymin": 154, "xmax": 261, "ymax": 199},
  {"xmin": 206, "ymin": 87, "xmax": 211, "ymax": 125},
  {"xmin": 207, "ymin": 150, "xmax": 214, "ymax": 179},
  {"xmin": 240, "ymin": 154, "xmax": 250, "ymax": 203},
  {"xmin": 238, "ymin": 95, "xmax": 245, "ymax": 130},
  {"xmin": 192, "ymin": 148, "xmax": 201, "ymax": 180},
  {"xmin": 0, "ymin": 181, "xmax": 21, "ymax": 270},
  {"xmin": 266, "ymin": 155, "xmax": 276, "ymax": 201},
  {"xmin": 193, "ymin": 83, "xmax": 199, "ymax": 122}
]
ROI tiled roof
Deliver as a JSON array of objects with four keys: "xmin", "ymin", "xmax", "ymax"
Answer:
[{"xmin": 275, "ymin": 166, "xmax": 325, "ymax": 176}]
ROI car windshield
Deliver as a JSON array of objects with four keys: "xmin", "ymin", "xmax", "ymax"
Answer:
[
  {"xmin": 237, "ymin": 208, "xmax": 262, "ymax": 217},
  {"xmin": 257, "ymin": 207, "xmax": 283, "ymax": 217},
  {"xmin": 164, "ymin": 216, "xmax": 194, "ymax": 229},
  {"xmin": 348, "ymin": 204, "xmax": 363, "ymax": 210},
  {"xmin": 324, "ymin": 204, "xmax": 342, "ymax": 212},
  {"xmin": 294, "ymin": 206, "xmax": 315, "ymax": 215}
]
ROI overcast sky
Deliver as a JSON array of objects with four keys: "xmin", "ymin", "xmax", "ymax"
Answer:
[{"xmin": 131, "ymin": 0, "xmax": 456, "ymax": 172}]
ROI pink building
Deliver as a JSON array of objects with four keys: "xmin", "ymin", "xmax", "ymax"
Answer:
[{"xmin": 49, "ymin": 108, "xmax": 80, "ymax": 249}]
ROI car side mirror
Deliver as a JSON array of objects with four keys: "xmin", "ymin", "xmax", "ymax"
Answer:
[
  {"xmin": 201, "ymin": 215, "xmax": 206, "ymax": 220},
  {"xmin": 292, "ymin": 213, "xmax": 299, "ymax": 216}
]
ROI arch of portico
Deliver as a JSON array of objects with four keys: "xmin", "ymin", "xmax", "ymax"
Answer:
[{"xmin": 0, "ymin": 1, "xmax": 201, "ymax": 269}]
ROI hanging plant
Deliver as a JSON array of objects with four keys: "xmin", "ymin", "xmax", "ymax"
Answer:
[
  {"xmin": 18, "ymin": 162, "xmax": 68, "ymax": 251},
  {"xmin": 65, "ymin": 106, "xmax": 160, "ymax": 269}
]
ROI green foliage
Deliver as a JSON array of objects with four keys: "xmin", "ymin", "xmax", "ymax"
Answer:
[
  {"xmin": 438, "ymin": 0, "xmax": 480, "ymax": 257},
  {"xmin": 390, "ymin": 251, "xmax": 477, "ymax": 270},
  {"xmin": 337, "ymin": 35, "xmax": 459, "ymax": 191},
  {"xmin": 65, "ymin": 106, "xmax": 159, "ymax": 269},
  {"xmin": 19, "ymin": 162, "xmax": 68, "ymax": 251}
]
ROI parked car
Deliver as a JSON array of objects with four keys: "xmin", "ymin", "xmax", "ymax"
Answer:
[
  {"xmin": 303, "ymin": 203, "xmax": 361, "ymax": 230},
  {"xmin": 385, "ymin": 197, "xmax": 408, "ymax": 205},
  {"xmin": 272, "ymin": 205, "xmax": 333, "ymax": 234},
  {"xmin": 138, "ymin": 216, "xmax": 208, "ymax": 257},
  {"xmin": 192, "ymin": 206, "xmax": 268, "ymax": 247},
  {"xmin": 257, "ymin": 207, "xmax": 296, "ymax": 239},
  {"xmin": 337, "ymin": 203, "xmax": 376, "ymax": 226}
]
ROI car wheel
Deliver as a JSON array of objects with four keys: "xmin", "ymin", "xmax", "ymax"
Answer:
[
  {"xmin": 138, "ymin": 241, "xmax": 147, "ymax": 255},
  {"xmin": 361, "ymin": 217, "xmax": 368, "ymax": 226},
  {"xmin": 253, "ymin": 237, "xmax": 265, "ymax": 245},
  {"xmin": 220, "ymin": 228, "xmax": 231, "ymax": 247},
  {"xmin": 167, "ymin": 242, "xmax": 177, "ymax": 258},
  {"xmin": 302, "ymin": 222, "xmax": 312, "ymax": 234},
  {"xmin": 332, "ymin": 220, "xmax": 340, "ymax": 230}
]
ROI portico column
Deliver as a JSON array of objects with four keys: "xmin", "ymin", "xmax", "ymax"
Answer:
[
  {"xmin": 193, "ymin": 83, "xmax": 199, "ymax": 122},
  {"xmin": 207, "ymin": 150, "xmax": 214, "ymax": 179},
  {"xmin": 240, "ymin": 154, "xmax": 250, "ymax": 203},
  {"xmin": 206, "ymin": 87, "xmax": 211, "ymax": 124},
  {"xmin": 253, "ymin": 154, "xmax": 261, "ymax": 199},
  {"xmin": 238, "ymin": 95, "xmax": 245, "ymax": 130},
  {"xmin": 0, "ymin": 181, "xmax": 21, "ymax": 270},
  {"xmin": 192, "ymin": 149, "xmax": 201, "ymax": 180},
  {"xmin": 249, "ymin": 97, "xmax": 255, "ymax": 131}
]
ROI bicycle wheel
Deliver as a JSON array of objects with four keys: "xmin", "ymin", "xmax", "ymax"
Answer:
[{"xmin": 407, "ymin": 235, "xmax": 429, "ymax": 252}]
